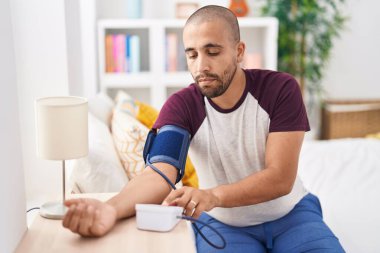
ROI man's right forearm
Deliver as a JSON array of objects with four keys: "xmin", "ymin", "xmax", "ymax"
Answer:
[{"xmin": 106, "ymin": 162, "xmax": 178, "ymax": 220}]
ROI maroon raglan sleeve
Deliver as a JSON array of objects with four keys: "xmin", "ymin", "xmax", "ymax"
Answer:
[
  {"xmin": 153, "ymin": 84, "xmax": 206, "ymax": 138},
  {"xmin": 153, "ymin": 93, "xmax": 190, "ymax": 132},
  {"xmin": 252, "ymin": 70, "xmax": 310, "ymax": 132},
  {"xmin": 265, "ymin": 73, "xmax": 310, "ymax": 132}
]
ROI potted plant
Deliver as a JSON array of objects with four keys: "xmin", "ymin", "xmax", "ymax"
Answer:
[
  {"xmin": 261, "ymin": 0, "xmax": 347, "ymax": 99},
  {"xmin": 261, "ymin": 0, "xmax": 347, "ymax": 138}
]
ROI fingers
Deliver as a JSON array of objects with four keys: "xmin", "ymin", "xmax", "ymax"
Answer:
[
  {"xmin": 162, "ymin": 187, "xmax": 203, "ymax": 217},
  {"xmin": 162, "ymin": 187, "xmax": 185, "ymax": 206},
  {"xmin": 184, "ymin": 199, "xmax": 198, "ymax": 217},
  {"xmin": 173, "ymin": 190, "xmax": 192, "ymax": 208},
  {"xmin": 78, "ymin": 205, "xmax": 95, "ymax": 237},
  {"xmin": 63, "ymin": 202, "xmax": 97, "ymax": 237},
  {"xmin": 62, "ymin": 204, "xmax": 76, "ymax": 228},
  {"xmin": 191, "ymin": 203, "xmax": 204, "ymax": 219},
  {"xmin": 64, "ymin": 198, "xmax": 86, "ymax": 207},
  {"xmin": 67, "ymin": 203, "xmax": 84, "ymax": 233}
]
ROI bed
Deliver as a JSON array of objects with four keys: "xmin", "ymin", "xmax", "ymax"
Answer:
[{"xmin": 299, "ymin": 138, "xmax": 380, "ymax": 252}]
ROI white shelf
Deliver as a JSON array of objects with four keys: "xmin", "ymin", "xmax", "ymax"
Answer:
[
  {"xmin": 101, "ymin": 72, "xmax": 151, "ymax": 87},
  {"xmin": 98, "ymin": 18, "xmax": 278, "ymax": 109}
]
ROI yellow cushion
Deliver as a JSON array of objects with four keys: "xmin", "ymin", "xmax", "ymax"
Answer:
[
  {"xmin": 181, "ymin": 156, "xmax": 199, "ymax": 188},
  {"xmin": 135, "ymin": 101, "xmax": 159, "ymax": 129},
  {"xmin": 134, "ymin": 100, "xmax": 199, "ymax": 188}
]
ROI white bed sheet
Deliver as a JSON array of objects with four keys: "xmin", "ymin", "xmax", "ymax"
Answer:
[{"xmin": 298, "ymin": 138, "xmax": 380, "ymax": 253}]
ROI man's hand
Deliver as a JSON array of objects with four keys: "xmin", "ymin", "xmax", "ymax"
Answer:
[
  {"xmin": 162, "ymin": 186, "xmax": 220, "ymax": 219},
  {"xmin": 62, "ymin": 198, "xmax": 117, "ymax": 237}
]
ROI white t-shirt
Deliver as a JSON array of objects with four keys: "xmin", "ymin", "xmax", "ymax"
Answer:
[{"xmin": 154, "ymin": 69, "xmax": 310, "ymax": 226}]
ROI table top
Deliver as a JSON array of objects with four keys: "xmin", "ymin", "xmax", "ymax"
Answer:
[{"xmin": 16, "ymin": 193, "xmax": 196, "ymax": 253}]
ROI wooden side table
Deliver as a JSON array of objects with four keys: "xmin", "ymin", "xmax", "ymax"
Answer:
[{"xmin": 16, "ymin": 193, "xmax": 196, "ymax": 253}]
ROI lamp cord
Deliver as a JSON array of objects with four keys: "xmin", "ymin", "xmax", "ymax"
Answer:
[{"xmin": 27, "ymin": 207, "xmax": 40, "ymax": 213}]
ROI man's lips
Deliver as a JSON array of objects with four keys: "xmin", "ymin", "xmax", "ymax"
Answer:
[{"xmin": 198, "ymin": 78, "xmax": 216, "ymax": 83}]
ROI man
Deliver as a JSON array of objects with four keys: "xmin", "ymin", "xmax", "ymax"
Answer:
[{"xmin": 63, "ymin": 5, "xmax": 344, "ymax": 252}]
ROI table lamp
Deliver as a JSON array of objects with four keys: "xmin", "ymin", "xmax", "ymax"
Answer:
[{"xmin": 35, "ymin": 96, "xmax": 88, "ymax": 219}]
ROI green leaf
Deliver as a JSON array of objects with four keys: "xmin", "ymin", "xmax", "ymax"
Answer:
[{"xmin": 261, "ymin": 0, "xmax": 348, "ymax": 99}]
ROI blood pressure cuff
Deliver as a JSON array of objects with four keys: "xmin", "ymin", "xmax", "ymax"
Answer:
[{"xmin": 143, "ymin": 125, "xmax": 191, "ymax": 184}]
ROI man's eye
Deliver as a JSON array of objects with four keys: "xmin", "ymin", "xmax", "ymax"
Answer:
[
  {"xmin": 187, "ymin": 54, "xmax": 197, "ymax": 59},
  {"xmin": 208, "ymin": 52, "xmax": 220, "ymax": 56}
]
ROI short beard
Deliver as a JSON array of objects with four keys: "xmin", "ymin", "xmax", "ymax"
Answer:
[{"xmin": 194, "ymin": 65, "xmax": 237, "ymax": 98}]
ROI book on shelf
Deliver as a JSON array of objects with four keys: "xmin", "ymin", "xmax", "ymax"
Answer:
[
  {"xmin": 165, "ymin": 33, "xmax": 188, "ymax": 72},
  {"xmin": 105, "ymin": 34, "xmax": 114, "ymax": 72},
  {"xmin": 125, "ymin": 34, "xmax": 130, "ymax": 72},
  {"xmin": 112, "ymin": 35, "xmax": 118, "ymax": 72},
  {"xmin": 130, "ymin": 35, "xmax": 140, "ymax": 73},
  {"xmin": 105, "ymin": 33, "xmax": 140, "ymax": 73},
  {"xmin": 116, "ymin": 34, "xmax": 126, "ymax": 73},
  {"xmin": 166, "ymin": 33, "xmax": 178, "ymax": 72}
]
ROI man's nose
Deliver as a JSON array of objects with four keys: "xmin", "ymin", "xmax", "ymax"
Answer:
[{"xmin": 196, "ymin": 55, "xmax": 211, "ymax": 73}]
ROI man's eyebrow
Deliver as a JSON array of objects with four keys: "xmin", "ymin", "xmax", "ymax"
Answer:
[
  {"xmin": 204, "ymin": 43, "xmax": 223, "ymax": 49},
  {"xmin": 185, "ymin": 43, "xmax": 223, "ymax": 53}
]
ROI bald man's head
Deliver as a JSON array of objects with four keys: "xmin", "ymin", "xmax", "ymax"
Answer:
[{"xmin": 185, "ymin": 5, "xmax": 240, "ymax": 44}]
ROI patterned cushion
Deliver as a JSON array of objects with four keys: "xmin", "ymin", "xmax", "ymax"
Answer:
[
  {"xmin": 114, "ymin": 90, "xmax": 139, "ymax": 117},
  {"xmin": 112, "ymin": 107, "xmax": 148, "ymax": 179}
]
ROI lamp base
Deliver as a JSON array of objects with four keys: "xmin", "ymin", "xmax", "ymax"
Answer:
[{"xmin": 40, "ymin": 202, "xmax": 67, "ymax": 220}]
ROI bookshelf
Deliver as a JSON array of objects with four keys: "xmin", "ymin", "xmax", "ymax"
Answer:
[{"xmin": 98, "ymin": 18, "xmax": 278, "ymax": 109}]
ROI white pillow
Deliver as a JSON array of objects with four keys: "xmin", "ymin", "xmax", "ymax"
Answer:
[
  {"xmin": 88, "ymin": 92, "xmax": 115, "ymax": 127},
  {"xmin": 69, "ymin": 113, "xmax": 128, "ymax": 193}
]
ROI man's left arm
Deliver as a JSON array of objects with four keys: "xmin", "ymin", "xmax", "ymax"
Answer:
[{"xmin": 163, "ymin": 131, "xmax": 305, "ymax": 218}]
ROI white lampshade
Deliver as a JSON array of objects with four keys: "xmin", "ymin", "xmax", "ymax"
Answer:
[{"xmin": 35, "ymin": 96, "xmax": 88, "ymax": 160}]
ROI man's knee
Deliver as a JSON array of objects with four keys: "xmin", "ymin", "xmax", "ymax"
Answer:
[{"xmin": 272, "ymin": 222, "xmax": 345, "ymax": 253}]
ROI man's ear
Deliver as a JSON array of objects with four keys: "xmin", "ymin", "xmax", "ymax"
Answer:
[{"xmin": 236, "ymin": 41, "xmax": 246, "ymax": 63}]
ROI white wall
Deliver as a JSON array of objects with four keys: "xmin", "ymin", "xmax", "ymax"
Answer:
[
  {"xmin": 322, "ymin": 0, "xmax": 380, "ymax": 99},
  {"xmin": 65, "ymin": 0, "xmax": 98, "ymax": 97},
  {"xmin": 0, "ymin": 0, "xmax": 27, "ymax": 252},
  {"xmin": 97, "ymin": 0, "xmax": 179, "ymax": 19},
  {"xmin": 11, "ymin": 0, "xmax": 70, "ymax": 208},
  {"xmin": 65, "ymin": 0, "xmax": 84, "ymax": 96},
  {"xmin": 96, "ymin": 0, "xmax": 261, "ymax": 19}
]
